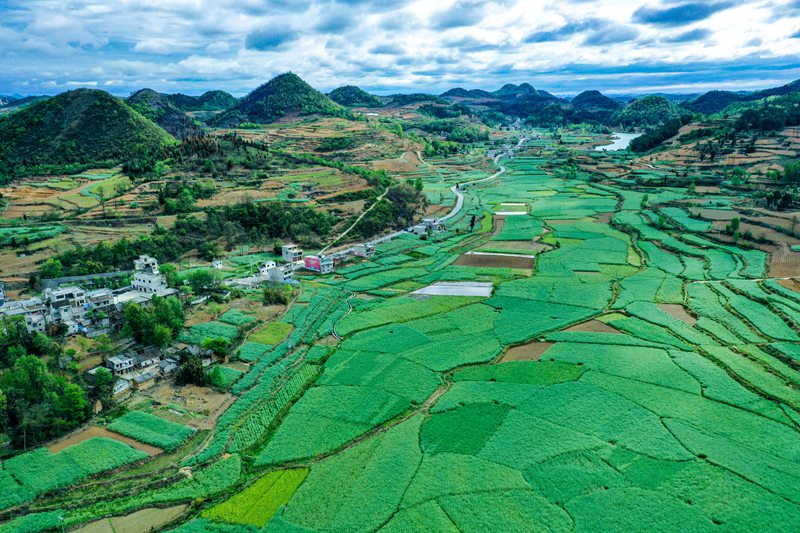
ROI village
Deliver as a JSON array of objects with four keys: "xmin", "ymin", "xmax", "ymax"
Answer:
[{"xmin": 0, "ymin": 217, "xmax": 447, "ymax": 404}]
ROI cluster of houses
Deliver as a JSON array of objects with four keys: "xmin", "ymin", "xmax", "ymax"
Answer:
[
  {"xmin": 227, "ymin": 241, "xmax": 378, "ymax": 287},
  {"xmin": 0, "ymin": 255, "xmax": 176, "ymax": 336},
  {"xmin": 88, "ymin": 343, "xmax": 214, "ymax": 401},
  {"xmin": 224, "ymin": 218, "xmax": 446, "ymax": 285}
]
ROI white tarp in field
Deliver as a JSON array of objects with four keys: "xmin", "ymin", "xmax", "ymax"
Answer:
[{"xmin": 412, "ymin": 281, "xmax": 493, "ymax": 297}]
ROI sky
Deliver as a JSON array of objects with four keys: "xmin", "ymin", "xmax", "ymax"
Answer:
[{"xmin": 0, "ymin": 0, "xmax": 799, "ymax": 97}]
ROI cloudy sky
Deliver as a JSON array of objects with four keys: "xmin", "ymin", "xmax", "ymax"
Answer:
[{"xmin": 1, "ymin": 0, "xmax": 799, "ymax": 97}]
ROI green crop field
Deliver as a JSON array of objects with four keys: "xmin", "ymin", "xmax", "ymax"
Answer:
[
  {"xmin": 180, "ymin": 321, "xmax": 240, "ymax": 344},
  {"xmin": 0, "ymin": 438, "xmax": 147, "ymax": 511},
  {"xmin": 4, "ymin": 127, "xmax": 800, "ymax": 532},
  {"xmin": 0, "ymin": 224, "xmax": 65, "ymax": 245},
  {"xmin": 108, "ymin": 411, "xmax": 194, "ymax": 450},
  {"xmin": 249, "ymin": 321, "xmax": 293, "ymax": 345}
]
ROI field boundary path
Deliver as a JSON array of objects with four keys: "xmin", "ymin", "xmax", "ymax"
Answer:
[{"xmin": 318, "ymin": 187, "xmax": 390, "ymax": 254}]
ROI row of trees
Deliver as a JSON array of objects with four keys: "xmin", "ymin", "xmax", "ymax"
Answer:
[{"xmin": 34, "ymin": 199, "xmax": 336, "ymax": 280}]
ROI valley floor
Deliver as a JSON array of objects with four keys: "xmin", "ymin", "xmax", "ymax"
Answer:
[{"xmin": 4, "ymin": 130, "xmax": 800, "ymax": 532}]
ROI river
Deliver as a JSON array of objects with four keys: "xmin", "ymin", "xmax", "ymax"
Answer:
[{"xmin": 594, "ymin": 132, "xmax": 640, "ymax": 151}]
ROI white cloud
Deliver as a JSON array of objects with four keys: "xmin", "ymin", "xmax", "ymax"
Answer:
[{"xmin": 0, "ymin": 0, "xmax": 797, "ymax": 95}]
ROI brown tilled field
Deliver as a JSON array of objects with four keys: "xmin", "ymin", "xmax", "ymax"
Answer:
[
  {"xmin": 657, "ymin": 304, "xmax": 697, "ymax": 324},
  {"xmin": 454, "ymin": 252, "xmax": 534, "ymax": 269},
  {"xmin": 500, "ymin": 341, "xmax": 554, "ymax": 362},
  {"xmin": 76, "ymin": 505, "xmax": 189, "ymax": 533}
]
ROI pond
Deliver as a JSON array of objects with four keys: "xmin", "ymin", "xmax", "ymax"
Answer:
[{"xmin": 594, "ymin": 132, "xmax": 640, "ymax": 151}]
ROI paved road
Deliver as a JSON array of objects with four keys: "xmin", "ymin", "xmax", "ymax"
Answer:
[{"xmin": 439, "ymin": 136, "xmax": 526, "ymax": 222}]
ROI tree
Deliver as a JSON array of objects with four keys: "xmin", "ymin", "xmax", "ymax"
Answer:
[
  {"xmin": 188, "ymin": 269, "xmax": 223, "ymax": 294},
  {"xmin": 175, "ymin": 354, "xmax": 209, "ymax": 386},
  {"xmin": 153, "ymin": 324, "xmax": 173, "ymax": 348},
  {"xmin": 725, "ymin": 217, "xmax": 741, "ymax": 235},
  {"xmin": 40, "ymin": 258, "xmax": 64, "ymax": 279},
  {"xmin": 123, "ymin": 296, "xmax": 184, "ymax": 346},
  {"xmin": 160, "ymin": 264, "xmax": 179, "ymax": 287},
  {"xmin": 123, "ymin": 303, "xmax": 154, "ymax": 344},
  {"xmin": 93, "ymin": 367, "xmax": 115, "ymax": 408},
  {"xmin": 207, "ymin": 302, "xmax": 223, "ymax": 318},
  {"xmin": 202, "ymin": 337, "xmax": 230, "ymax": 360},
  {"xmin": 785, "ymin": 162, "xmax": 800, "ymax": 184},
  {"xmin": 54, "ymin": 382, "xmax": 88, "ymax": 428},
  {"xmin": 210, "ymin": 365, "xmax": 226, "ymax": 388},
  {"xmin": 0, "ymin": 389, "xmax": 7, "ymax": 432},
  {"xmin": 264, "ymin": 282, "xmax": 290, "ymax": 305},
  {"xmin": 93, "ymin": 334, "xmax": 114, "ymax": 357}
]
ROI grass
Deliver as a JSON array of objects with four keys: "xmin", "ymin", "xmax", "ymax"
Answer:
[
  {"xmin": 12, "ymin": 129, "xmax": 800, "ymax": 533},
  {"xmin": 0, "ymin": 438, "xmax": 147, "ymax": 511},
  {"xmin": 219, "ymin": 309, "xmax": 258, "ymax": 326}
]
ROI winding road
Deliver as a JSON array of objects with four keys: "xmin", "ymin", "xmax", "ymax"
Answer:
[
  {"xmin": 318, "ymin": 134, "xmax": 528, "ymax": 255},
  {"xmin": 368, "ymin": 135, "xmax": 528, "ymax": 247}
]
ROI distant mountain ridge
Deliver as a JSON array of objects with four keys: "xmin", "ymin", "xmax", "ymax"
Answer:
[
  {"xmin": 571, "ymin": 90, "xmax": 620, "ymax": 112},
  {"xmin": 168, "ymin": 90, "xmax": 237, "ymax": 112},
  {"xmin": 682, "ymin": 79, "xmax": 800, "ymax": 114},
  {"xmin": 440, "ymin": 88, "xmax": 495, "ymax": 99}
]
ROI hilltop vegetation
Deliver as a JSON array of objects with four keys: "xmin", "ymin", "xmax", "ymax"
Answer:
[
  {"xmin": 168, "ymin": 90, "xmax": 237, "ymax": 112},
  {"xmin": 571, "ymin": 90, "xmax": 619, "ymax": 112},
  {"xmin": 441, "ymin": 87, "xmax": 496, "ymax": 99},
  {"xmin": 328, "ymin": 85, "xmax": 382, "ymax": 107},
  {"xmin": 0, "ymin": 89, "xmax": 173, "ymax": 179},
  {"xmin": 127, "ymin": 88, "xmax": 205, "ymax": 139},
  {"xmin": 683, "ymin": 79, "xmax": 800, "ymax": 115},
  {"xmin": 212, "ymin": 73, "xmax": 347, "ymax": 126},
  {"xmin": 612, "ymin": 95, "xmax": 693, "ymax": 129}
]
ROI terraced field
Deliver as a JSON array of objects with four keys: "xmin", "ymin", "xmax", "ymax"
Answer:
[{"xmin": 5, "ymin": 130, "xmax": 800, "ymax": 532}]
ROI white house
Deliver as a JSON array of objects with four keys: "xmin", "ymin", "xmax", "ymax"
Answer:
[
  {"xmin": 106, "ymin": 354, "xmax": 136, "ymax": 375},
  {"xmin": 353, "ymin": 243, "xmax": 375, "ymax": 258},
  {"xmin": 132, "ymin": 255, "xmax": 168, "ymax": 293},
  {"xmin": 281, "ymin": 244, "xmax": 303, "ymax": 263},
  {"xmin": 304, "ymin": 255, "xmax": 334, "ymax": 274}
]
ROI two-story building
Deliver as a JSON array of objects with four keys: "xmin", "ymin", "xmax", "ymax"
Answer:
[
  {"xmin": 132, "ymin": 255, "xmax": 168, "ymax": 293},
  {"xmin": 304, "ymin": 254, "xmax": 334, "ymax": 274}
]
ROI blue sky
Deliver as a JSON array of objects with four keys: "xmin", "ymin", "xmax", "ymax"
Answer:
[{"xmin": 0, "ymin": 0, "xmax": 799, "ymax": 97}]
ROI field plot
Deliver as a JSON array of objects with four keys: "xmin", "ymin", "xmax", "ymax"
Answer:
[
  {"xmin": 412, "ymin": 281, "xmax": 493, "ymax": 296},
  {"xmin": 454, "ymin": 252, "xmax": 535, "ymax": 269},
  {"xmin": 108, "ymin": 411, "xmax": 194, "ymax": 451},
  {"xmin": 180, "ymin": 321, "xmax": 240, "ymax": 345},
  {"xmin": 0, "ymin": 437, "xmax": 147, "ymax": 511},
  {"xmin": 202, "ymin": 468, "xmax": 308, "ymax": 526}
]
